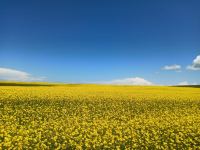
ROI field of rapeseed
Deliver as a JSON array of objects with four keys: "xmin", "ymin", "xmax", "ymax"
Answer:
[{"xmin": 0, "ymin": 82, "xmax": 200, "ymax": 149}]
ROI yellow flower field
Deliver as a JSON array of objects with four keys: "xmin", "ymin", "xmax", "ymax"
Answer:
[{"xmin": 0, "ymin": 83, "xmax": 200, "ymax": 149}]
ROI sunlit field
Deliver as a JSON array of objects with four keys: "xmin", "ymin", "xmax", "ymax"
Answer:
[{"xmin": 0, "ymin": 82, "xmax": 200, "ymax": 149}]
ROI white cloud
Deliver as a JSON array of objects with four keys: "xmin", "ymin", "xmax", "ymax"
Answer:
[
  {"xmin": 162, "ymin": 64, "xmax": 181, "ymax": 71},
  {"xmin": 187, "ymin": 55, "xmax": 200, "ymax": 71},
  {"xmin": 98, "ymin": 77, "xmax": 154, "ymax": 85},
  {"xmin": 178, "ymin": 81, "xmax": 189, "ymax": 85},
  {"xmin": 178, "ymin": 81, "xmax": 197, "ymax": 86},
  {"xmin": 0, "ymin": 67, "xmax": 46, "ymax": 81}
]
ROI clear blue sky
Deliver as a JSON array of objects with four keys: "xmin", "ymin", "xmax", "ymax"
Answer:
[{"xmin": 0, "ymin": 0, "xmax": 200, "ymax": 85}]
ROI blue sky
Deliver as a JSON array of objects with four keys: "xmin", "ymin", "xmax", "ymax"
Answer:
[{"xmin": 0, "ymin": 0, "xmax": 200, "ymax": 85}]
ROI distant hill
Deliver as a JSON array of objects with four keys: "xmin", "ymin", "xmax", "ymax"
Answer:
[
  {"xmin": 0, "ymin": 81, "xmax": 56, "ymax": 86},
  {"xmin": 174, "ymin": 85, "xmax": 200, "ymax": 88}
]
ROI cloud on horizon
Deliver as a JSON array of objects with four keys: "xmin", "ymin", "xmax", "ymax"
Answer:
[
  {"xmin": 97, "ymin": 77, "xmax": 154, "ymax": 85},
  {"xmin": 162, "ymin": 64, "xmax": 181, "ymax": 71},
  {"xmin": 187, "ymin": 55, "xmax": 200, "ymax": 71},
  {"xmin": 0, "ymin": 67, "xmax": 46, "ymax": 81},
  {"xmin": 177, "ymin": 81, "xmax": 197, "ymax": 86}
]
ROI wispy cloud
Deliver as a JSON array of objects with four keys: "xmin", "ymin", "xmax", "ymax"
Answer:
[
  {"xmin": 178, "ymin": 81, "xmax": 189, "ymax": 85},
  {"xmin": 96, "ymin": 77, "xmax": 154, "ymax": 85},
  {"xmin": 187, "ymin": 55, "xmax": 200, "ymax": 71},
  {"xmin": 162, "ymin": 64, "xmax": 181, "ymax": 71},
  {"xmin": 177, "ymin": 81, "xmax": 197, "ymax": 86},
  {"xmin": 0, "ymin": 67, "xmax": 46, "ymax": 81}
]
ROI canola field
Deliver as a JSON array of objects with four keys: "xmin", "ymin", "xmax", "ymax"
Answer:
[{"xmin": 0, "ymin": 83, "xmax": 200, "ymax": 149}]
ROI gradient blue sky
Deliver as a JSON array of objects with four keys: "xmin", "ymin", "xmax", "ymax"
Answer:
[{"xmin": 0, "ymin": 0, "xmax": 200, "ymax": 85}]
